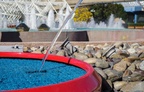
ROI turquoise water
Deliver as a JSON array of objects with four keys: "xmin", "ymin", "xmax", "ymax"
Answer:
[
  {"xmin": 0, "ymin": 28, "xmax": 130, "ymax": 32},
  {"xmin": 0, "ymin": 28, "xmax": 17, "ymax": 32},
  {"xmin": 0, "ymin": 58, "xmax": 86, "ymax": 90}
]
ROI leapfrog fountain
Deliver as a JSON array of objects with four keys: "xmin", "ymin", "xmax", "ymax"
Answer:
[{"xmin": 0, "ymin": 0, "xmax": 102, "ymax": 92}]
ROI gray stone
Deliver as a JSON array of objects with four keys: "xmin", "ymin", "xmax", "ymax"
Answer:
[
  {"xmin": 56, "ymin": 50, "xmax": 65, "ymax": 56},
  {"xmin": 110, "ymin": 53, "xmax": 124, "ymax": 59},
  {"xmin": 123, "ymin": 73, "xmax": 144, "ymax": 82},
  {"xmin": 103, "ymin": 68, "xmax": 123, "ymax": 82},
  {"xmin": 23, "ymin": 46, "xmax": 29, "ymax": 52},
  {"xmin": 113, "ymin": 59, "xmax": 127, "ymax": 72},
  {"xmin": 84, "ymin": 58, "xmax": 96, "ymax": 66},
  {"xmin": 31, "ymin": 50, "xmax": 42, "ymax": 54},
  {"xmin": 127, "ymin": 48, "xmax": 136, "ymax": 54},
  {"xmin": 38, "ymin": 46, "xmax": 44, "ymax": 51},
  {"xmin": 121, "ymin": 82, "xmax": 140, "ymax": 92},
  {"xmin": 118, "ymin": 50, "xmax": 130, "ymax": 57},
  {"xmin": 30, "ymin": 47, "xmax": 37, "ymax": 51},
  {"xmin": 73, "ymin": 52, "xmax": 88, "ymax": 60},
  {"xmin": 122, "ymin": 42, "xmax": 130, "ymax": 50},
  {"xmin": 95, "ymin": 50, "xmax": 102, "ymax": 58},
  {"xmin": 95, "ymin": 59, "xmax": 109, "ymax": 69},
  {"xmin": 94, "ymin": 67, "xmax": 107, "ymax": 79},
  {"xmin": 122, "ymin": 69, "xmax": 132, "ymax": 78},
  {"xmin": 131, "ymin": 43, "xmax": 140, "ymax": 49},
  {"xmin": 139, "ymin": 60, "xmax": 144, "ymax": 71},
  {"xmin": 106, "ymin": 80, "xmax": 113, "ymax": 88},
  {"xmin": 130, "ymin": 82, "xmax": 144, "ymax": 92},
  {"xmin": 138, "ymin": 52, "xmax": 144, "ymax": 58},
  {"xmin": 127, "ymin": 63, "xmax": 136, "ymax": 73},
  {"xmin": 113, "ymin": 81, "xmax": 128, "ymax": 91}
]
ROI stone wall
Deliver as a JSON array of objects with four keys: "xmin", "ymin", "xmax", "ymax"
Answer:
[{"xmin": 0, "ymin": 29, "xmax": 143, "ymax": 42}]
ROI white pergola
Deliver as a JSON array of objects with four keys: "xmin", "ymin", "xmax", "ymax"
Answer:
[{"xmin": 0, "ymin": 0, "xmax": 71, "ymax": 25}]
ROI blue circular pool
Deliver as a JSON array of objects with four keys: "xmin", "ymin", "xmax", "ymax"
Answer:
[{"xmin": 0, "ymin": 58, "xmax": 86, "ymax": 90}]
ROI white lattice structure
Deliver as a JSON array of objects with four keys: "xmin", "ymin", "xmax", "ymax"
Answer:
[
  {"xmin": 120, "ymin": 1, "xmax": 144, "ymax": 7},
  {"xmin": 0, "ymin": 0, "xmax": 72, "ymax": 29}
]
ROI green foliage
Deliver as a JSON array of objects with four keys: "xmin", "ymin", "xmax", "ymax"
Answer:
[
  {"xmin": 73, "ymin": 7, "xmax": 93, "ymax": 22},
  {"xmin": 90, "ymin": 3, "xmax": 127, "ymax": 23},
  {"xmin": 128, "ymin": 23, "xmax": 144, "ymax": 26}
]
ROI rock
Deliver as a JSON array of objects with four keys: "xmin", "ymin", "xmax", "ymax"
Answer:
[
  {"xmin": 139, "ymin": 45, "xmax": 144, "ymax": 49},
  {"xmin": 127, "ymin": 56, "xmax": 140, "ymax": 63},
  {"xmin": 102, "ymin": 45, "xmax": 116, "ymax": 58},
  {"xmin": 139, "ymin": 60, "xmax": 144, "ymax": 71},
  {"xmin": 131, "ymin": 43, "xmax": 140, "ymax": 49},
  {"xmin": 141, "ymin": 58, "xmax": 144, "ymax": 60},
  {"xmin": 106, "ymin": 80, "xmax": 113, "ymax": 88},
  {"xmin": 38, "ymin": 46, "xmax": 44, "ymax": 51},
  {"xmin": 86, "ymin": 53, "xmax": 94, "ymax": 58},
  {"xmin": 31, "ymin": 50, "xmax": 42, "ymax": 54},
  {"xmin": 113, "ymin": 59, "xmax": 127, "ymax": 72},
  {"xmin": 43, "ymin": 50, "xmax": 47, "ymax": 54},
  {"xmin": 110, "ymin": 58, "xmax": 121, "ymax": 64},
  {"xmin": 100, "ymin": 44, "xmax": 110, "ymax": 49},
  {"xmin": 56, "ymin": 50, "xmax": 65, "ymax": 56},
  {"xmin": 77, "ymin": 46, "xmax": 85, "ymax": 53},
  {"xmin": 113, "ymin": 81, "xmax": 128, "ymax": 90},
  {"xmin": 123, "ymin": 72, "xmax": 144, "ymax": 82},
  {"xmin": 110, "ymin": 53, "xmax": 124, "ymax": 59},
  {"xmin": 138, "ymin": 52, "xmax": 144, "ymax": 58},
  {"xmin": 130, "ymin": 82, "xmax": 144, "ymax": 92},
  {"xmin": 122, "ymin": 42, "xmax": 130, "ymax": 50},
  {"xmin": 95, "ymin": 50, "xmax": 102, "ymax": 58},
  {"xmin": 94, "ymin": 67, "xmax": 107, "ymax": 79},
  {"xmin": 123, "ymin": 70, "xmax": 132, "ymax": 78},
  {"xmin": 127, "ymin": 48, "xmax": 136, "ymax": 54},
  {"xmin": 95, "ymin": 59, "xmax": 109, "ymax": 69},
  {"xmin": 132, "ymin": 60, "xmax": 141, "ymax": 69},
  {"xmin": 114, "ymin": 42, "xmax": 123, "ymax": 48},
  {"xmin": 23, "ymin": 47, "xmax": 29, "ymax": 52},
  {"xmin": 121, "ymin": 82, "xmax": 139, "ymax": 92},
  {"xmin": 84, "ymin": 58, "xmax": 96, "ymax": 66},
  {"xmin": 95, "ymin": 44, "xmax": 104, "ymax": 49},
  {"xmin": 84, "ymin": 45, "xmax": 95, "ymax": 54},
  {"xmin": 30, "ymin": 47, "xmax": 37, "ymax": 51},
  {"xmin": 134, "ymin": 69, "xmax": 144, "ymax": 76},
  {"xmin": 94, "ymin": 46, "xmax": 101, "ymax": 51},
  {"xmin": 118, "ymin": 50, "xmax": 130, "ymax": 57},
  {"xmin": 127, "ymin": 63, "xmax": 136, "ymax": 73},
  {"xmin": 73, "ymin": 52, "xmax": 88, "ymax": 60},
  {"xmin": 103, "ymin": 68, "xmax": 123, "ymax": 82}
]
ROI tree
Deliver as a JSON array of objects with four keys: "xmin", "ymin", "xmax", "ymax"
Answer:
[
  {"xmin": 89, "ymin": 3, "xmax": 127, "ymax": 23},
  {"xmin": 73, "ymin": 7, "xmax": 93, "ymax": 22}
]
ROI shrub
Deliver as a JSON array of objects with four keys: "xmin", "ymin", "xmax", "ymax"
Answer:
[{"xmin": 73, "ymin": 7, "xmax": 93, "ymax": 22}]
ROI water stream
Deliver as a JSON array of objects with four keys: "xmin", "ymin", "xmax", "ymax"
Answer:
[{"xmin": 39, "ymin": 0, "xmax": 83, "ymax": 72}]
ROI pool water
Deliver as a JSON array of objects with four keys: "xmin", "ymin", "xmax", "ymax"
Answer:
[{"xmin": 0, "ymin": 58, "xmax": 86, "ymax": 90}]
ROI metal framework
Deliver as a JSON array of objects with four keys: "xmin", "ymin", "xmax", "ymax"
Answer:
[
  {"xmin": 0, "ymin": 0, "xmax": 71, "ymax": 26},
  {"xmin": 120, "ymin": 1, "xmax": 144, "ymax": 9}
]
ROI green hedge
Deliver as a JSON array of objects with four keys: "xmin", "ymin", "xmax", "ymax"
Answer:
[{"xmin": 128, "ymin": 23, "xmax": 144, "ymax": 26}]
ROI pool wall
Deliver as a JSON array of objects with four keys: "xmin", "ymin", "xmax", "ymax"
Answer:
[{"xmin": 0, "ymin": 29, "xmax": 143, "ymax": 42}]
